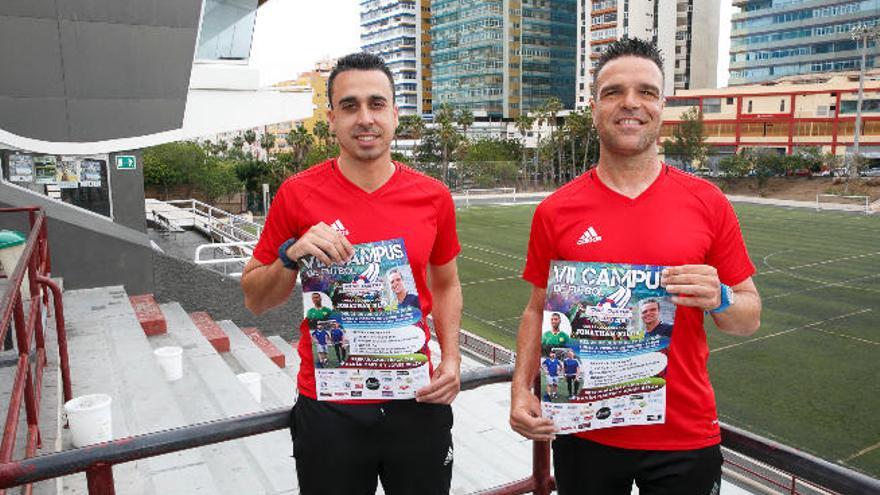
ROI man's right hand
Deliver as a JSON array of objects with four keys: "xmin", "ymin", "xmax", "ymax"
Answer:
[
  {"xmin": 289, "ymin": 222, "xmax": 355, "ymax": 266},
  {"xmin": 509, "ymin": 386, "xmax": 556, "ymax": 441}
]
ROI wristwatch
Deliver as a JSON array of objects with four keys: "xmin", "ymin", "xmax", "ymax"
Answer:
[
  {"xmin": 278, "ymin": 237, "xmax": 299, "ymax": 270},
  {"xmin": 710, "ymin": 283, "xmax": 736, "ymax": 314}
]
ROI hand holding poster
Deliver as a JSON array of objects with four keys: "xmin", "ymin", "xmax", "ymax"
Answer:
[
  {"xmin": 299, "ymin": 238, "xmax": 430, "ymax": 401},
  {"xmin": 541, "ymin": 261, "xmax": 674, "ymax": 434}
]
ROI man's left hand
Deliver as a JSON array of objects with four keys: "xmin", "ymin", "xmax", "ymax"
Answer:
[
  {"xmin": 416, "ymin": 358, "xmax": 461, "ymax": 404},
  {"xmin": 661, "ymin": 264, "xmax": 722, "ymax": 311}
]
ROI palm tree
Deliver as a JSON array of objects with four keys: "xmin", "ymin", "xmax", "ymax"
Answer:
[
  {"xmin": 456, "ymin": 108, "xmax": 474, "ymax": 138},
  {"xmin": 542, "ymin": 97, "xmax": 563, "ymax": 183},
  {"xmin": 286, "ymin": 125, "xmax": 315, "ymax": 169},
  {"xmin": 259, "ymin": 132, "xmax": 276, "ymax": 159},
  {"xmin": 313, "ymin": 121, "xmax": 331, "ymax": 148},
  {"xmin": 435, "ymin": 103, "xmax": 460, "ymax": 186},
  {"xmin": 515, "ymin": 114, "xmax": 535, "ymax": 188}
]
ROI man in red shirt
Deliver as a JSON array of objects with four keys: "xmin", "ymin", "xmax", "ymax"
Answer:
[
  {"xmin": 509, "ymin": 38, "xmax": 762, "ymax": 494},
  {"xmin": 241, "ymin": 52, "xmax": 462, "ymax": 495}
]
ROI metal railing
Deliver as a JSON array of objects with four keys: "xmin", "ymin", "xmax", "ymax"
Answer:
[
  {"xmin": 165, "ymin": 199, "xmax": 263, "ymax": 243},
  {"xmin": 0, "ymin": 207, "xmax": 71, "ymax": 495},
  {"xmin": 1, "ymin": 363, "xmax": 878, "ymax": 494},
  {"xmin": 193, "ymin": 241, "xmax": 257, "ymax": 278}
]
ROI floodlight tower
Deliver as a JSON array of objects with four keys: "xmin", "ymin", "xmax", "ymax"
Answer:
[{"xmin": 849, "ymin": 23, "xmax": 880, "ymax": 177}]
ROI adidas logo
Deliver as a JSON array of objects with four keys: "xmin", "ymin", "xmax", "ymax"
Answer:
[
  {"xmin": 576, "ymin": 226, "xmax": 602, "ymax": 245},
  {"xmin": 443, "ymin": 446, "xmax": 454, "ymax": 466},
  {"xmin": 330, "ymin": 219, "xmax": 350, "ymax": 236}
]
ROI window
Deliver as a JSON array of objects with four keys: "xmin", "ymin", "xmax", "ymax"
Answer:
[
  {"xmin": 748, "ymin": 101, "xmax": 753, "ymax": 113},
  {"xmin": 196, "ymin": 0, "xmax": 258, "ymax": 61},
  {"xmin": 780, "ymin": 99, "xmax": 785, "ymax": 112}
]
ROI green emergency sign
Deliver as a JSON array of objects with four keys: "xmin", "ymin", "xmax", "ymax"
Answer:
[{"xmin": 116, "ymin": 155, "xmax": 136, "ymax": 170}]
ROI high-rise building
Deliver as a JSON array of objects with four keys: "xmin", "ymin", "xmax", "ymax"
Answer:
[
  {"xmin": 729, "ymin": 0, "xmax": 879, "ymax": 86},
  {"xmin": 360, "ymin": 0, "xmax": 432, "ymax": 116},
  {"xmin": 431, "ymin": 0, "xmax": 577, "ymax": 118},
  {"xmin": 575, "ymin": 0, "xmax": 720, "ymax": 108}
]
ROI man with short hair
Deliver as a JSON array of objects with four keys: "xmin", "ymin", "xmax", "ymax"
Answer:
[
  {"xmin": 509, "ymin": 37, "xmax": 761, "ymax": 494},
  {"xmin": 542, "ymin": 351, "xmax": 562, "ymax": 400},
  {"xmin": 306, "ymin": 292, "xmax": 331, "ymax": 329},
  {"xmin": 640, "ymin": 298, "xmax": 672, "ymax": 338},
  {"xmin": 329, "ymin": 321, "xmax": 346, "ymax": 363},
  {"xmin": 242, "ymin": 52, "xmax": 462, "ymax": 495},
  {"xmin": 388, "ymin": 268, "xmax": 420, "ymax": 309},
  {"xmin": 562, "ymin": 349, "xmax": 580, "ymax": 399},
  {"xmin": 541, "ymin": 312, "xmax": 570, "ymax": 355}
]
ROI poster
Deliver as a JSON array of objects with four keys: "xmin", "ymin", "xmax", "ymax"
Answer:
[
  {"xmin": 33, "ymin": 155, "xmax": 57, "ymax": 184},
  {"xmin": 299, "ymin": 238, "xmax": 430, "ymax": 401},
  {"xmin": 57, "ymin": 156, "xmax": 80, "ymax": 188},
  {"xmin": 540, "ymin": 261, "xmax": 674, "ymax": 434},
  {"xmin": 79, "ymin": 158, "xmax": 104, "ymax": 187},
  {"xmin": 8, "ymin": 154, "xmax": 34, "ymax": 183}
]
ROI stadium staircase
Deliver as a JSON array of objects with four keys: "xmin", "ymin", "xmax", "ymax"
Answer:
[{"xmin": 4, "ymin": 281, "xmax": 535, "ymax": 494}]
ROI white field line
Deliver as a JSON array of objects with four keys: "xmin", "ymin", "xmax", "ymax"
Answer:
[
  {"xmin": 812, "ymin": 328, "xmax": 880, "ymax": 346},
  {"xmin": 490, "ymin": 315, "xmax": 525, "ymax": 324},
  {"xmin": 462, "ymin": 310, "xmax": 518, "ymax": 336},
  {"xmin": 764, "ymin": 273, "xmax": 880, "ymax": 301},
  {"xmin": 461, "ymin": 243, "xmax": 524, "ymax": 261},
  {"xmin": 461, "ymin": 275, "xmax": 520, "ymax": 287},
  {"xmin": 841, "ymin": 440, "xmax": 880, "ymax": 463},
  {"xmin": 459, "ymin": 255, "xmax": 520, "ymax": 273},
  {"xmin": 710, "ymin": 308, "xmax": 873, "ymax": 354},
  {"xmin": 756, "ymin": 251, "xmax": 880, "ymax": 276}
]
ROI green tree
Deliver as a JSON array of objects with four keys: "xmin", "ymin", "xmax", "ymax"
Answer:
[
  {"xmin": 231, "ymin": 134, "xmax": 245, "ymax": 151},
  {"xmin": 662, "ymin": 107, "xmax": 708, "ymax": 171},
  {"xmin": 143, "ymin": 141, "xmax": 206, "ymax": 199},
  {"xmin": 460, "ymin": 138, "xmax": 522, "ymax": 187},
  {"xmin": 243, "ymin": 129, "xmax": 257, "ymax": 148},
  {"xmin": 537, "ymin": 97, "xmax": 563, "ymax": 183},
  {"xmin": 313, "ymin": 121, "xmax": 331, "ymax": 148},
  {"xmin": 456, "ymin": 108, "xmax": 474, "ymax": 137},
  {"xmin": 514, "ymin": 114, "xmax": 535, "ymax": 187},
  {"xmin": 259, "ymin": 132, "xmax": 276, "ymax": 157},
  {"xmin": 435, "ymin": 103, "xmax": 462, "ymax": 186},
  {"xmin": 285, "ymin": 125, "xmax": 315, "ymax": 167},
  {"xmin": 196, "ymin": 158, "xmax": 243, "ymax": 205}
]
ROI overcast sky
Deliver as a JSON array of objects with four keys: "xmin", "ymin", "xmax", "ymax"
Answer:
[
  {"xmin": 251, "ymin": 0, "xmax": 733, "ymax": 89},
  {"xmin": 251, "ymin": 0, "xmax": 361, "ymax": 86}
]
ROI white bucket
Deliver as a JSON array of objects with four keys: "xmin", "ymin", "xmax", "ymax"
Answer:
[
  {"xmin": 237, "ymin": 372, "xmax": 261, "ymax": 403},
  {"xmin": 154, "ymin": 346, "xmax": 183, "ymax": 381},
  {"xmin": 64, "ymin": 394, "xmax": 113, "ymax": 447}
]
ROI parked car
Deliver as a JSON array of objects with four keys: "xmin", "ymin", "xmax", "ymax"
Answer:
[
  {"xmin": 831, "ymin": 168, "xmax": 849, "ymax": 177},
  {"xmin": 861, "ymin": 167, "xmax": 880, "ymax": 177}
]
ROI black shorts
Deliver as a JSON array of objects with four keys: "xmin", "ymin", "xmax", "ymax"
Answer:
[
  {"xmin": 290, "ymin": 395, "xmax": 454, "ymax": 495},
  {"xmin": 553, "ymin": 435, "xmax": 722, "ymax": 495}
]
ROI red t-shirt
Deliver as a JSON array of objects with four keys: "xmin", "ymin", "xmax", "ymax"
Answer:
[
  {"xmin": 523, "ymin": 165, "xmax": 755, "ymax": 451},
  {"xmin": 252, "ymin": 159, "xmax": 461, "ymax": 400}
]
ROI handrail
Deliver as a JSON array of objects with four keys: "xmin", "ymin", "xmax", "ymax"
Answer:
[
  {"xmin": 0, "ymin": 207, "xmax": 70, "ymax": 495},
  {"xmin": 1, "ymin": 365, "xmax": 877, "ymax": 494}
]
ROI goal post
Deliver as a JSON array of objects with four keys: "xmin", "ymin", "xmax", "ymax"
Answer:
[{"xmin": 463, "ymin": 187, "xmax": 517, "ymax": 208}]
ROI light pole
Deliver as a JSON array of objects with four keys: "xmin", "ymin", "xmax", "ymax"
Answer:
[{"xmin": 849, "ymin": 23, "xmax": 880, "ymax": 177}]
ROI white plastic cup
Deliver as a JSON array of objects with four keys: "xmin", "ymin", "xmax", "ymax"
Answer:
[
  {"xmin": 154, "ymin": 346, "xmax": 183, "ymax": 381},
  {"xmin": 64, "ymin": 394, "xmax": 113, "ymax": 447},
  {"xmin": 237, "ymin": 372, "xmax": 261, "ymax": 403}
]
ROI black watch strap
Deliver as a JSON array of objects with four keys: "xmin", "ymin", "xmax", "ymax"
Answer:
[{"xmin": 278, "ymin": 237, "xmax": 298, "ymax": 270}]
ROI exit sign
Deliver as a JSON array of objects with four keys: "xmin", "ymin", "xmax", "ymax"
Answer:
[{"xmin": 116, "ymin": 155, "xmax": 136, "ymax": 170}]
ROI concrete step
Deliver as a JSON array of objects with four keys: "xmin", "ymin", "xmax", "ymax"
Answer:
[
  {"xmin": 266, "ymin": 336, "xmax": 299, "ymax": 385},
  {"xmin": 157, "ymin": 303, "xmax": 297, "ymax": 494},
  {"xmin": 241, "ymin": 327, "xmax": 285, "ymax": 368},
  {"xmin": 61, "ymin": 286, "xmax": 220, "ymax": 495},
  {"xmin": 188, "ymin": 311, "xmax": 230, "ymax": 353},
  {"xmin": 129, "ymin": 294, "xmax": 167, "ymax": 336},
  {"xmin": 216, "ymin": 320, "xmax": 296, "ymax": 409}
]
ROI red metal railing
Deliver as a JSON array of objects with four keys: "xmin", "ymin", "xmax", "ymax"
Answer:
[
  {"xmin": 0, "ymin": 207, "xmax": 71, "ymax": 495},
  {"xmin": 0, "ymin": 362, "xmax": 879, "ymax": 494}
]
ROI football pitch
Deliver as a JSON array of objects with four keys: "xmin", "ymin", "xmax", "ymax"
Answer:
[{"xmin": 455, "ymin": 201, "xmax": 880, "ymax": 478}]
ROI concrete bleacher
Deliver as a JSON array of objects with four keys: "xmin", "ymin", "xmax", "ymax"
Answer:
[{"xmin": 30, "ymin": 284, "xmax": 757, "ymax": 495}]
